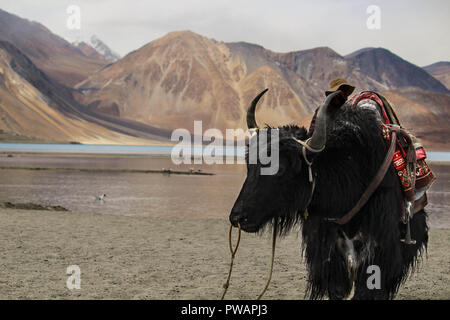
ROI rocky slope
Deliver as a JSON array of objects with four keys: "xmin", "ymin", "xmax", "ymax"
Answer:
[
  {"xmin": 0, "ymin": 41, "xmax": 170, "ymax": 144},
  {"xmin": 75, "ymin": 31, "xmax": 449, "ymax": 149},
  {"xmin": 76, "ymin": 31, "xmax": 318, "ymax": 133},
  {"xmin": 89, "ymin": 35, "xmax": 121, "ymax": 63},
  {"xmin": 0, "ymin": 9, "xmax": 107, "ymax": 87},
  {"xmin": 73, "ymin": 41, "xmax": 108, "ymax": 63},
  {"xmin": 381, "ymin": 87, "xmax": 450, "ymax": 150},
  {"xmin": 423, "ymin": 61, "xmax": 450, "ymax": 90},
  {"xmin": 345, "ymin": 48, "xmax": 448, "ymax": 93}
]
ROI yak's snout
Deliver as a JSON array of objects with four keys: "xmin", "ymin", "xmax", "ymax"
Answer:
[
  {"xmin": 229, "ymin": 206, "xmax": 260, "ymax": 232},
  {"xmin": 229, "ymin": 212, "xmax": 249, "ymax": 226}
]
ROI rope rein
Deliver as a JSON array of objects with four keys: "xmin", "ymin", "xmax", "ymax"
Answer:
[
  {"xmin": 221, "ymin": 222, "xmax": 277, "ymax": 300},
  {"xmin": 221, "ymin": 223, "xmax": 241, "ymax": 300},
  {"xmin": 221, "ymin": 137, "xmax": 319, "ymax": 299}
]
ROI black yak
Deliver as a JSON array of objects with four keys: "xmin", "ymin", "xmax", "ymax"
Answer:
[{"xmin": 229, "ymin": 89, "xmax": 428, "ymax": 300}]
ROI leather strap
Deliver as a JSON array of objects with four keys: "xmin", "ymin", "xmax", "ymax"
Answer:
[
  {"xmin": 329, "ymin": 130, "xmax": 398, "ymax": 225},
  {"xmin": 389, "ymin": 126, "xmax": 417, "ymax": 195}
]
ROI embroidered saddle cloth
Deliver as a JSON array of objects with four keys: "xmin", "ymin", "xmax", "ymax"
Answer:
[{"xmin": 351, "ymin": 91, "xmax": 436, "ymax": 216}]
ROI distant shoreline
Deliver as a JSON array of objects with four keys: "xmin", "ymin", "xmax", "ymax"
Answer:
[
  {"xmin": 1, "ymin": 147, "xmax": 449, "ymax": 163},
  {"xmin": 0, "ymin": 166, "xmax": 214, "ymax": 175}
]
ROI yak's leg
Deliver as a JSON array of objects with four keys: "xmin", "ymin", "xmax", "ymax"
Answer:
[
  {"xmin": 303, "ymin": 219, "xmax": 351, "ymax": 300},
  {"xmin": 352, "ymin": 209, "xmax": 429, "ymax": 300},
  {"xmin": 304, "ymin": 241, "xmax": 353, "ymax": 300},
  {"xmin": 326, "ymin": 256, "xmax": 353, "ymax": 300},
  {"xmin": 327, "ymin": 230, "xmax": 356, "ymax": 300},
  {"xmin": 351, "ymin": 242, "xmax": 404, "ymax": 300},
  {"xmin": 305, "ymin": 251, "xmax": 352, "ymax": 300},
  {"xmin": 324, "ymin": 229, "xmax": 358, "ymax": 300}
]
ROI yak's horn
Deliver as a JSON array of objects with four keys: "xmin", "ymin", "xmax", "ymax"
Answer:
[
  {"xmin": 247, "ymin": 89, "xmax": 269, "ymax": 129},
  {"xmin": 307, "ymin": 90, "xmax": 342, "ymax": 151}
]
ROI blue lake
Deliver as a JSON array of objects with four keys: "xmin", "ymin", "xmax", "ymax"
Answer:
[
  {"xmin": 0, "ymin": 143, "xmax": 449, "ymax": 161},
  {"xmin": 0, "ymin": 143, "xmax": 175, "ymax": 155}
]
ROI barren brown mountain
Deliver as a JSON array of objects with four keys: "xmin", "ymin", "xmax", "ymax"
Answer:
[
  {"xmin": 423, "ymin": 62, "xmax": 450, "ymax": 90},
  {"xmin": 89, "ymin": 35, "xmax": 121, "ymax": 63},
  {"xmin": 76, "ymin": 31, "xmax": 320, "ymax": 133},
  {"xmin": 76, "ymin": 30, "xmax": 449, "ymax": 149},
  {"xmin": 382, "ymin": 87, "xmax": 450, "ymax": 150},
  {"xmin": 0, "ymin": 41, "xmax": 171, "ymax": 144},
  {"xmin": 0, "ymin": 9, "xmax": 107, "ymax": 87},
  {"xmin": 345, "ymin": 48, "xmax": 448, "ymax": 93},
  {"xmin": 73, "ymin": 41, "xmax": 108, "ymax": 63},
  {"xmin": 265, "ymin": 46, "xmax": 387, "ymax": 93}
]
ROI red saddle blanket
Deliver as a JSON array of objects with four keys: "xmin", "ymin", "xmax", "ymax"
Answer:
[{"xmin": 351, "ymin": 91, "xmax": 436, "ymax": 215}]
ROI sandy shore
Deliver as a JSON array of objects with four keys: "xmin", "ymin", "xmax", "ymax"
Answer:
[{"xmin": 0, "ymin": 208, "xmax": 448, "ymax": 300}]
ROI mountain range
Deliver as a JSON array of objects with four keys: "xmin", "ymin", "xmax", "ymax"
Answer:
[
  {"xmin": 423, "ymin": 62, "xmax": 450, "ymax": 90},
  {"xmin": 0, "ymin": 9, "xmax": 109, "ymax": 87},
  {"xmin": 0, "ymin": 40, "xmax": 173, "ymax": 144},
  {"xmin": 0, "ymin": 8, "xmax": 449, "ymax": 149},
  {"xmin": 73, "ymin": 35, "xmax": 121, "ymax": 63}
]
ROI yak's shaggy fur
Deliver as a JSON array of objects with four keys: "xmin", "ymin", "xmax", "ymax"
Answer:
[{"xmin": 231, "ymin": 103, "xmax": 428, "ymax": 300}]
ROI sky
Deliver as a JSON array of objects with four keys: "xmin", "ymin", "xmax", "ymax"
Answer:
[{"xmin": 1, "ymin": 0, "xmax": 449, "ymax": 66}]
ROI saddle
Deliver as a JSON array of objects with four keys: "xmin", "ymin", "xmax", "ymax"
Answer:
[{"xmin": 351, "ymin": 91, "xmax": 436, "ymax": 221}]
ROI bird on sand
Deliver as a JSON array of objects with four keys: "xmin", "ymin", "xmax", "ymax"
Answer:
[{"xmin": 95, "ymin": 194, "xmax": 107, "ymax": 201}]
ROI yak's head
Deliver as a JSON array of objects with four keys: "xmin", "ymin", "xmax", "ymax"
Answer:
[{"xmin": 229, "ymin": 89, "xmax": 343, "ymax": 234}]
